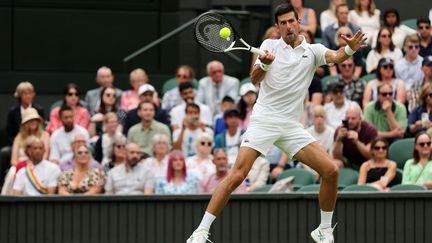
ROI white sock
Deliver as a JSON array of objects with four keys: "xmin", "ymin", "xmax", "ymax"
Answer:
[
  {"xmin": 320, "ymin": 210, "xmax": 333, "ymax": 229},
  {"xmin": 197, "ymin": 211, "xmax": 216, "ymax": 231}
]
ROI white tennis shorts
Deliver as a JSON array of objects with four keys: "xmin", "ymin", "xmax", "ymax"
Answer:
[{"xmin": 240, "ymin": 117, "xmax": 316, "ymax": 158}]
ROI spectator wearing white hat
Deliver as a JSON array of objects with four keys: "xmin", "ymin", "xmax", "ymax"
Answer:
[
  {"xmin": 237, "ymin": 83, "xmax": 258, "ymax": 130},
  {"xmin": 123, "ymin": 83, "xmax": 170, "ymax": 134}
]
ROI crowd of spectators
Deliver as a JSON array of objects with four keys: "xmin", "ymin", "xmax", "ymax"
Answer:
[{"xmin": 1, "ymin": 1, "xmax": 432, "ymax": 195}]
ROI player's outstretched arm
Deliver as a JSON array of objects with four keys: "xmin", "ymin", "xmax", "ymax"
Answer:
[
  {"xmin": 250, "ymin": 50, "xmax": 275, "ymax": 85},
  {"xmin": 325, "ymin": 30, "xmax": 368, "ymax": 64}
]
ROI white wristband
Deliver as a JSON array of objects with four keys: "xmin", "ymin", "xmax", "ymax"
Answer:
[
  {"xmin": 259, "ymin": 63, "xmax": 270, "ymax": 72},
  {"xmin": 344, "ymin": 45, "xmax": 356, "ymax": 56}
]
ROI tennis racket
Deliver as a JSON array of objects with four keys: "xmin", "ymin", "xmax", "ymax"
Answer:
[{"xmin": 194, "ymin": 12, "xmax": 265, "ymax": 56}]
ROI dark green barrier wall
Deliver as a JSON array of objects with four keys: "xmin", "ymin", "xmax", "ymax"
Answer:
[{"xmin": 1, "ymin": 193, "xmax": 431, "ymax": 243}]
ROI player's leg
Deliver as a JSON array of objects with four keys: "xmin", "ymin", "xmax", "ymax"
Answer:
[
  {"xmin": 293, "ymin": 141, "xmax": 339, "ymax": 243},
  {"xmin": 186, "ymin": 147, "xmax": 260, "ymax": 243}
]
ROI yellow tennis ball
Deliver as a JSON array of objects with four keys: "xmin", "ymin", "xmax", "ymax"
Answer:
[{"xmin": 219, "ymin": 27, "xmax": 231, "ymax": 39}]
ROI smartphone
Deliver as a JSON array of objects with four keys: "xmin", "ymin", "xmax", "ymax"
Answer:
[{"xmin": 342, "ymin": 120, "xmax": 349, "ymax": 129}]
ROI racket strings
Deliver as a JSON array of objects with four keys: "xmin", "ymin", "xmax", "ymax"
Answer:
[{"xmin": 194, "ymin": 14, "xmax": 235, "ymax": 52}]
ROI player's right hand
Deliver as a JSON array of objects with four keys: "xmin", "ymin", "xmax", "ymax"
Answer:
[{"xmin": 259, "ymin": 50, "xmax": 275, "ymax": 65}]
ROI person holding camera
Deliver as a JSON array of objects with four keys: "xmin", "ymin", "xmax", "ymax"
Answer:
[
  {"xmin": 333, "ymin": 106, "xmax": 378, "ymax": 169},
  {"xmin": 173, "ymin": 103, "xmax": 213, "ymax": 157}
]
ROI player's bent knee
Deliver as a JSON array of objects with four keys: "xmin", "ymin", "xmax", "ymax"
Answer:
[{"xmin": 321, "ymin": 162, "xmax": 339, "ymax": 180}]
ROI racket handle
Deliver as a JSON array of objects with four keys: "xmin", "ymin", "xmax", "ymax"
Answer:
[{"xmin": 250, "ymin": 47, "xmax": 265, "ymax": 56}]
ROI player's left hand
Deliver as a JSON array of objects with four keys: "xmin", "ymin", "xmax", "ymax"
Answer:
[{"xmin": 341, "ymin": 30, "xmax": 368, "ymax": 52}]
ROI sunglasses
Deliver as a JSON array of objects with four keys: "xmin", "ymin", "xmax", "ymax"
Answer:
[
  {"xmin": 200, "ymin": 141, "xmax": 212, "ymax": 147},
  {"xmin": 381, "ymin": 64, "xmax": 393, "ymax": 70},
  {"xmin": 379, "ymin": 92, "xmax": 393, "ymax": 97},
  {"xmin": 340, "ymin": 64, "xmax": 353, "ymax": 68},
  {"xmin": 67, "ymin": 92, "xmax": 79, "ymax": 97},
  {"xmin": 116, "ymin": 144, "xmax": 125, "ymax": 149},
  {"xmin": 380, "ymin": 34, "xmax": 391, "ymax": 38},
  {"xmin": 417, "ymin": 141, "xmax": 431, "ymax": 147},
  {"xmin": 77, "ymin": 150, "xmax": 90, "ymax": 155},
  {"xmin": 373, "ymin": 146, "xmax": 387, "ymax": 151},
  {"xmin": 407, "ymin": 45, "xmax": 420, "ymax": 50},
  {"xmin": 104, "ymin": 93, "xmax": 116, "ymax": 98}
]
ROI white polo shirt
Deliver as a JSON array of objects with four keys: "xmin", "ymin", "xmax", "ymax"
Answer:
[
  {"xmin": 254, "ymin": 36, "xmax": 328, "ymax": 123},
  {"xmin": 13, "ymin": 160, "xmax": 61, "ymax": 196}
]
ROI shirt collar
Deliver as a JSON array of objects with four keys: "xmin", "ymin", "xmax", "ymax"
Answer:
[
  {"xmin": 141, "ymin": 120, "xmax": 155, "ymax": 131},
  {"xmin": 278, "ymin": 35, "xmax": 307, "ymax": 50}
]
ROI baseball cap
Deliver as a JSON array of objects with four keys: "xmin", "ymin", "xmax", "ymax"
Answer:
[
  {"xmin": 138, "ymin": 84, "xmax": 155, "ymax": 96},
  {"xmin": 422, "ymin": 55, "xmax": 432, "ymax": 66},
  {"xmin": 239, "ymin": 83, "xmax": 258, "ymax": 96}
]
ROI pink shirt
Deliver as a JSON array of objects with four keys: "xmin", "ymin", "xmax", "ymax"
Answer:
[
  {"xmin": 120, "ymin": 89, "xmax": 161, "ymax": 112},
  {"xmin": 46, "ymin": 106, "xmax": 89, "ymax": 135},
  {"xmin": 199, "ymin": 172, "xmax": 247, "ymax": 193}
]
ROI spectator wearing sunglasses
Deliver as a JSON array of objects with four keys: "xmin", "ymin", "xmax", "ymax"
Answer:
[
  {"xmin": 408, "ymin": 83, "xmax": 432, "ymax": 136},
  {"xmin": 409, "ymin": 56, "xmax": 432, "ymax": 111},
  {"xmin": 363, "ymin": 57, "xmax": 406, "ymax": 108},
  {"xmin": 417, "ymin": 18, "xmax": 432, "ymax": 57},
  {"xmin": 364, "ymin": 83, "xmax": 407, "ymax": 143},
  {"xmin": 358, "ymin": 137, "xmax": 397, "ymax": 191},
  {"xmin": 328, "ymin": 56, "xmax": 366, "ymax": 107},
  {"xmin": 402, "ymin": 132, "xmax": 432, "ymax": 189},
  {"xmin": 328, "ymin": 26, "xmax": 363, "ymax": 78},
  {"xmin": 58, "ymin": 143, "xmax": 105, "ymax": 195},
  {"xmin": 186, "ymin": 133, "xmax": 215, "ymax": 180},
  {"xmin": 395, "ymin": 34, "xmax": 424, "ymax": 90},
  {"xmin": 366, "ymin": 27, "xmax": 403, "ymax": 73}
]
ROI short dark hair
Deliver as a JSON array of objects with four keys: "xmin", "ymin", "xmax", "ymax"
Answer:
[
  {"xmin": 417, "ymin": 18, "xmax": 431, "ymax": 27},
  {"xmin": 222, "ymin": 96, "xmax": 235, "ymax": 103},
  {"xmin": 335, "ymin": 3, "xmax": 349, "ymax": 14},
  {"xmin": 185, "ymin": 102, "xmax": 200, "ymax": 113},
  {"xmin": 179, "ymin": 81, "xmax": 194, "ymax": 93},
  {"xmin": 274, "ymin": 3, "xmax": 298, "ymax": 24},
  {"xmin": 59, "ymin": 105, "xmax": 73, "ymax": 118}
]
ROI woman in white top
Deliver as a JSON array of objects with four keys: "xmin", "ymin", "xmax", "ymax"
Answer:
[
  {"xmin": 348, "ymin": 0, "xmax": 380, "ymax": 45},
  {"xmin": 320, "ymin": 0, "xmax": 346, "ymax": 33},
  {"xmin": 186, "ymin": 132, "xmax": 215, "ymax": 180},
  {"xmin": 366, "ymin": 27, "xmax": 403, "ymax": 73},
  {"xmin": 371, "ymin": 9, "xmax": 416, "ymax": 49},
  {"xmin": 362, "ymin": 57, "xmax": 406, "ymax": 108},
  {"xmin": 143, "ymin": 134, "xmax": 171, "ymax": 178}
]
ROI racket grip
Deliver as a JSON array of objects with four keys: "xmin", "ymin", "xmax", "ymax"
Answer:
[{"xmin": 250, "ymin": 47, "xmax": 265, "ymax": 56}]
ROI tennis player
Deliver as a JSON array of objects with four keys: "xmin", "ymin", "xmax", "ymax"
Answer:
[{"xmin": 187, "ymin": 3, "xmax": 367, "ymax": 243}]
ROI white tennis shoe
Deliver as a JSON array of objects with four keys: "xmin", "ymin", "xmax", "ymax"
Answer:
[
  {"xmin": 310, "ymin": 224, "xmax": 337, "ymax": 243},
  {"xmin": 186, "ymin": 229, "xmax": 212, "ymax": 243}
]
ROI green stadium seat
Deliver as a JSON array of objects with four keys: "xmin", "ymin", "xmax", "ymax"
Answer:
[
  {"xmin": 321, "ymin": 74, "xmax": 340, "ymax": 93},
  {"xmin": 401, "ymin": 18, "xmax": 417, "ymax": 29},
  {"xmin": 338, "ymin": 168, "xmax": 359, "ymax": 186},
  {"xmin": 161, "ymin": 78, "xmax": 198, "ymax": 95},
  {"xmin": 240, "ymin": 77, "xmax": 251, "ymax": 86},
  {"xmin": 342, "ymin": 184, "xmax": 380, "ymax": 192},
  {"xmin": 388, "ymin": 138, "xmax": 415, "ymax": 169},
  {"xmin": 390, "ymin": 184, "xmax": 427, "ymax": 191},
  {"xmin": 253, "ymin": 184, "xmax": 273, "ymax": 193},
  {"xmin": 361, "ymin": 73, "xmax": 377, "ymax": 82},
  {"xmin": 297, "ymin": 184, "xmax": 320, "ymax": 192},
  {"xmin": 276, "ymin": 168, "xmax": 316, "ymax": 186},
  {"xmin": 392, "ymin": 168, "xmax": 404, "ymax": 185}
]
